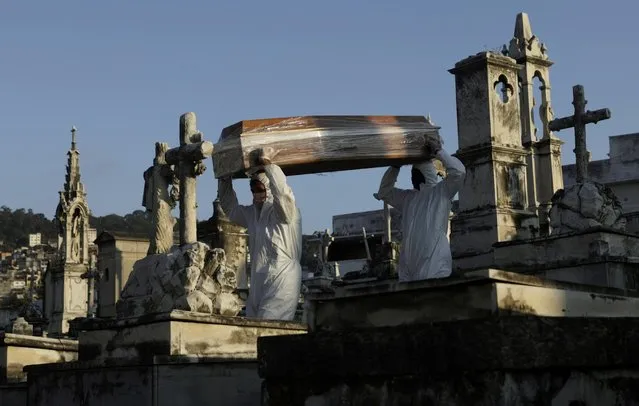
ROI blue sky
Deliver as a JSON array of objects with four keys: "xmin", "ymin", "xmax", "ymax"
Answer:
[{"xmin": 1, "ymin": 0, "xmax": 637, "ymax": 233}]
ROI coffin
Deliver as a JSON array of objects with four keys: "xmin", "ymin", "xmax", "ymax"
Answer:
[{"xmin": 212, "ymin": 115, "xmax": 441, "ymax": 178}]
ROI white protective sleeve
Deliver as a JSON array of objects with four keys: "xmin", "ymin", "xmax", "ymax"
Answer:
[
  {"xmin": 264, "ymin": 164, "xmax": 297, "ymax": 224},
  {"xmin": 376, "ymin": 167, "xmax": 414, "ymax": 211},
  {"xmin": 217, "ymin": 177, "xmax": 252, "ymax": 228},
  {"xmin": 436, "ymin": 150, "xmax": 466, "ymax": 199}
]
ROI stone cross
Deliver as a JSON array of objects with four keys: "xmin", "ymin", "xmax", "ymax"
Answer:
[
  {"xmin": 165, "ymin": 112, "xmax": 214, "ymax": 245},
  {"xmin": 548, "ymin": 85, "xmax": 611, "ymax": 183},
  {"xmin": 71, "ymin": 126, "xmax": 77, "ymax": 149}
]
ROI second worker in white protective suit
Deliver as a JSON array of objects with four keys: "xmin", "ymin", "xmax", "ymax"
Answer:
[
  {"xmin": 218, "ymin": 149, "xmax": 302, "ymax": 321},
  {"xmin": 374, "ymin": 141, "xmax": 466, "ymax": 282}
]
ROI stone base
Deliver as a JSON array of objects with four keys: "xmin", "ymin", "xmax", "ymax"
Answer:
[
  {"xmin": 258, "ymin": 316, "xmax": 639, "ymax": 405},
  {"xmin": 493, "ymin": 227, "xmax": 639, "ymax": 290},
  {"xmin": 304, "ymin": 269, "xmax": 639, "ymax": 332},
  {"xmin": 0, "ymin": 333, "xmax": 78, "ymax": 383},
  {"xmin": 26, "ymin": 356, "xmax": 261, "ymax": 406},
  {"xmin": 0, "ymin": 383, "xmax": 26, "ymax": 406},
  {"xmin": 454, "ymin": 227, "xmax": 639, "ymax": 291},
  {"xmin": 74, "ymin": 310, "xmax": 307, "ymax": 362}
]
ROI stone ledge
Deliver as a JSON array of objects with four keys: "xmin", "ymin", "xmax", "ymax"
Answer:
[
  {"xmin": 308, "ymin": 269, "xmax": 639, "ymax": 301},
  {"xmin": 73, "ymin": 309, "xmax": 305, "ymax": 331},
  {"xmin": 258, "ymin": 316, "xmax": 639, "ymax": 379},
  {"xmin": 75, "ymin": 310, "xmax": 307, "ymax": 362},
  {"xmin": 304, "ymin": 269, "xmax": 639, "ymax": 332},
  {"xmin": 24, "ymin": 354, "xmax": 257, "ymax": 374},
  {"xmin": 494, "ymin": 226, "xmax": 639, "ymax": 246},
  {"xmin": 0, "ymin": 333, "xmax": 78, "ymax": 352}
]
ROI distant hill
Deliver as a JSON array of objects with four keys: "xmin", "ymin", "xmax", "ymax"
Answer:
[{"xmin": 0, "ymin": 206, "xmax": 154, "ymax": 250}]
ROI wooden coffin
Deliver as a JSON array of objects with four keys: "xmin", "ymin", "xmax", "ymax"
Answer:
[{"xmin": 212, "ymin": 115, "xmax": 441, "ymax": 179}]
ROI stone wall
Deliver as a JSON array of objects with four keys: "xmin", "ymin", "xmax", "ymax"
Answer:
[{"xmin": 259, "ymin": 316, "xmax": 639, "ymax": 405}]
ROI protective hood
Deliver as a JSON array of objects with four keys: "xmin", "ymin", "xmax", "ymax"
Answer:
[
  {"xmin": 250, "ymin": 171, "xmax": 272, "ymax": 200},
  {"xmin": 413, "ymin": 161, "xmax": 439, "ymax": 189}
]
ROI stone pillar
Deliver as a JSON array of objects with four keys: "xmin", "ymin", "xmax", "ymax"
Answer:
[
  {"xmin": 508, "ymin": 12, "xmax": 564, "ymax": 235},
  {"xmin": 448, "ymin": 52, "xmax": 538, "ymax": 271}
]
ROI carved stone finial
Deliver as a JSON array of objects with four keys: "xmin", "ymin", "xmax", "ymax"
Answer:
[
  {"xmin": 508, "ymin": 12, "xmax": 549, "ymax": 60},
  {"xmin": 513, "ymin": 13, "xmax": 533, "ymax": 42},
  {"xmin": 425, "ymin": 114, "xmax": 435, "ymax": 126}
]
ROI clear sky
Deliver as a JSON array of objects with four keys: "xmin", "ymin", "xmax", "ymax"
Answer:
[{"xmin": 2, "ymin": 0, "xmax": 637, "ymax": 234}]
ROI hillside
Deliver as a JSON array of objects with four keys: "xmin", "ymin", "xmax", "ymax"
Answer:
[{"xmin": 0, "ymin": 206, "xmax": 153, "ymax": 250}]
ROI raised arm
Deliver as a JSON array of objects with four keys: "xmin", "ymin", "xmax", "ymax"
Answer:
[
  {"xmin": 375, "ymin": 166, "xmax": 413, "ymax": 211},
  {"xmin": 437, "ymin": 149, "xmax": 466, "ymax": 199},
  {"xmin": 217, "ymin": 177, "xmax": 251, "ymax": 228},
  {"xmin": 264, "ymin": 164, "xmax": 297, "ymax": 224}
]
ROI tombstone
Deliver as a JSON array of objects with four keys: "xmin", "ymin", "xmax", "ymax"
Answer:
[{"xmin": 547, "ymin": 85, "xmax": 625, "ymax": 234}]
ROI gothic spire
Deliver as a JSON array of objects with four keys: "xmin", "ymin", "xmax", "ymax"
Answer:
[{"xmin": 63, "ymin": 126, "xmax": 85, "ymax": 199}]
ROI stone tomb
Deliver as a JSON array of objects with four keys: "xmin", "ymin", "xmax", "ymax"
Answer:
[
  {"xmin": 492, "ymin": 227, "xmax": 639, "ymax": 291},
  {"xmin": 259, "ymin": 316, "xmax": 639, "ymax": 405},
  {"xmin": 259, "ymin": 269, "xmax": 639, "ymax": 404},
  {"xmin": 0, "ymin": 330, "xmax": 78, "ymax": 406},
  {"xmin": 455, "ymin": 227, "xmax": 639, "ymax": 288},
  {"xmin": 304, "ymin": 268, "xmax": 639, "ymax": 333},
  {"xmin": 76, "ymin": 310, "xmax": 306, "ymax": 362},
  {"xmin": 25, "ymin": 311, "xmax": 306, "ymax": 405}
]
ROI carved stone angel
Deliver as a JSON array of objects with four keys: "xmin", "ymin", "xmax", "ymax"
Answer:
[{"xmin": 143, "ymin": 142, "xmax": 179, "ymax": 255}]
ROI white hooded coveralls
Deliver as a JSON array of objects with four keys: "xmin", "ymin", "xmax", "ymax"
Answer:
[
  {"xmin": 218, "ymin": 164, "xmax": 302, "ymax": 321},
  {"xmin": 376, "ymin": 150, "xmax": 466, "ymax": 282}
]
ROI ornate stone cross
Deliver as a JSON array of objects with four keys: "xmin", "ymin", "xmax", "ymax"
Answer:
[
  {"xmin": 165, "ymin": 112, "xmax": 214, "ymax": 245},
  {"xmin": 548, "ymin": 85, "xmax": 611, "ymax": 183}
]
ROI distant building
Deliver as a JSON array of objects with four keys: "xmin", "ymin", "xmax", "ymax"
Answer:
[
  {"xmin": 94, "ymin": 231, "xmax": 150, "ymax": 318},
  {"xmin": 28, "ymin": 233, "xmax": 42, "ymax": 247},
  {"xmin": 87, "ymin": 228, "xmax": 97, "ymax": 246}
]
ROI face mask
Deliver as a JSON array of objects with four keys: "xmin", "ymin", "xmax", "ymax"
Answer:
[{"xmin": 252, "ymin": 190, "xmax": 266, "ymax": 204}]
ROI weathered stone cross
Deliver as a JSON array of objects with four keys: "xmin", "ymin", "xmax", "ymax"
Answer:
[
  {"xmin": 165, "ymin": 112, "xmax": 214, "ymax": 245},
  {"xmin": 548, "ymin": 85, "xmax": 611, "ymax": 183}
]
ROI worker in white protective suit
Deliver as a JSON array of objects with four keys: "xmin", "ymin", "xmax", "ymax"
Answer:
[
  {"xmin": 374, "ymin": 141, "xmax": 466, "ymax": 282},
  {"xmin": 217, "ymin": 149, "xmax": 302, "ymax": 321}
]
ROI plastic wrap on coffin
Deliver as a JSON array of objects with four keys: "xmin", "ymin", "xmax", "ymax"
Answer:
[{"xmin": 213, "ymin": 115, "xmax": 441, "ymax": 178}]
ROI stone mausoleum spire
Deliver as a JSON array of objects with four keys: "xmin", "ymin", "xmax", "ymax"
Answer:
[
  {"xmin": 56, "ymin": 126, "xmax": 90, "ymax": 264},
  {"xmin": 47, "ymin": 126, "xmax": 91, "ymax": 336}
]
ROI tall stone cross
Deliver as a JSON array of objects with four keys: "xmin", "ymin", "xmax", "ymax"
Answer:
[
  {"xmin": 165, "ymin": 112, "xmax": 214, "ymax": 245},
  {"xmin": 548, "ymin": 85, "xmax": 611, "ymax": 183}
]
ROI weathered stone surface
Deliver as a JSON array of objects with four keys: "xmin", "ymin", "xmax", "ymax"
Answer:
[
  {"xmin": 0, "ymin": 333, "xmax": 78, "ymax": 383},
  {"xmin": 491, "ymin": 228, "xmax": 639, "ymax": 291},
  {"xmin": 259, "ymin": 316, "xmax": 639, "ymax": 378},
  {"xmin": 117, "ymin": 242, "xmax": 243, "ymax": 318},
  {"xmin": 549, "ymin": 181, "xmax": 625, "ymax": 235},
  {"xmin": 26, "ymin": 356, "xmax": 262, "ymax": 406},
  {"xmin": 259, "ymin": 317, "xmax": 639, "ymax": 404},
  {"xmin": 304, "ymin": 269, "xmax": 639, "ymax": 332},
  {"xmin": 262, "ymin": 369, "xmax": 639, "ymax": 405},
  {"xmin": 6, "ymin": 317, "xmax": 33, "ymax": 336},
  {"xmin": 73, "ymin": 310, "xmax": 307, "ymax": 362}
]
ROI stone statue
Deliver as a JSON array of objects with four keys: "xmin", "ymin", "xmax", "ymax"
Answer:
[
  {"xmin": 549, "ymin": 181, "xmax": 626, "ymax": 235},
  {"xmin": 143, "ymin": 142, "xmax": 179, "ymax": 255},
  {"xmin": 70, "ymin": 209, "xmax": 81, "ymax": 262},
  {"xmin": 116, "ymin": 242, "xmax": 244, "ymax": 318}
]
